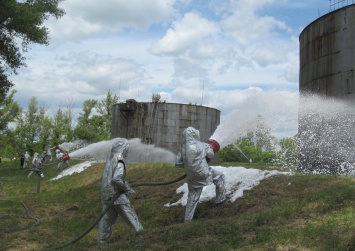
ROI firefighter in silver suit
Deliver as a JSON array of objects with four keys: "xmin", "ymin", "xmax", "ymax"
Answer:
[
  {"xmin": 176, "ymin": 127, "xmax": 226, "ymax": 222},
  {"xmin": 98, "ymin": 138, "xmax": 143, "ymax": 245}
]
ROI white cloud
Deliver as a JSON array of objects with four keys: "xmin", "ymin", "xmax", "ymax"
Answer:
[
  {"xmin": 220, "ymin": 0, "xmax": 290, "ymax": 48},
  {"xmin": 47, "ymin": 0, "xmax": 178, "ymax": 43},
  {"xmin": 150, "ymin": 12, "xmax": 220, "ymax": 56},
  {"xmin": 68, "ymin": 0, "xmax": 175, "ymax": 27},
  {"xmin": 64, "ymin": 52, "xmax": 149, "ymax": 89}
]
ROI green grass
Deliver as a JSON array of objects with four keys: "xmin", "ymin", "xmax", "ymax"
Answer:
[{"xmin": 0, "ymin": 160, "xmax": 354, "ymax": 251}]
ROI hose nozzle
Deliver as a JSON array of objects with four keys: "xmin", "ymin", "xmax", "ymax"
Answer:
[{"xmin": 206, "ymin": 139, "xmax": 220, "ymax": 154}]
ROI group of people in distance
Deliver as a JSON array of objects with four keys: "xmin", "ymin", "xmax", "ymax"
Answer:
[
  {"xmin": 23, "ymin": 145, "xmax": 70, "ymax": 179},
  {"xmin": 98, "ymin": 126, "xmax": 226, "ymax": 245}
]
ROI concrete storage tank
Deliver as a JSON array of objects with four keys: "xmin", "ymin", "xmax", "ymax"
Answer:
[
  {"xmin": 111, "ymin": 99, "xmax": 220, "ymax": 156},
  {"xmin": 299, "ymin": 3, "xmax": 355, "ymax": 174}
]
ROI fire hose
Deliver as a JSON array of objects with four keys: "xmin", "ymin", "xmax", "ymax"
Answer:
[
  {"xmin": 42, "ymin": 139, "xmax": 220, "ymax": 250},
  {"xmin": 2, "ymin": 201, "xmax": 41, "ymax": 233},
  {"xmin": 42, "ymin": 173, "xmax": 187, "ymax": 251}
]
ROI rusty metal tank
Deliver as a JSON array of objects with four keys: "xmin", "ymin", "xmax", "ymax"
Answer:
[
  {"xmin": 111, "ymin": 99, "xmax": 220, "ymax": 156},
  {"xmin": 299, "ymin": 4, "xmax": 355, "ymax": 174}
]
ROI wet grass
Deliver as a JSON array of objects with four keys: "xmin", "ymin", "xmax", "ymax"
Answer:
[{"xmin": 0, "ymin": 160, "xmax": 354, "ymax": 251}]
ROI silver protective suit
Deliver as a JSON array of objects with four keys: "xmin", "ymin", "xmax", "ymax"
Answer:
[
  {"xmin": 28, "ymin": 152, "xmax": 44, "ymax": 178},
  {"xmin": 176, "ymin": 126, "xmax": 226, "ymax": 222},
  {"xmin": 46, "ymin": 146, "xmax": 53, "ymax": 162},
  {"xmin": 23, "ymin": 152, "xmax": 30, "ymax": 168},
  {"xmin": 98, "ymin": 138, "xmax": 143, "ymax": 244}
]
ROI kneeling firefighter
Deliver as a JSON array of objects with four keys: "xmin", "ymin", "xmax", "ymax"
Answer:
[
  {"xmin": 176, "ymin": 126, "xmax": 226, "ymax": 222},
  {"xmin": 98, "ymin": 138, "xmax": 143, "ymax": 245}
]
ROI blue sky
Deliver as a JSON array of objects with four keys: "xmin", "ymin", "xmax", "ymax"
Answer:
[{"xmin": 9, "ymin": 0, "xmax": 337, "ymax": 135}]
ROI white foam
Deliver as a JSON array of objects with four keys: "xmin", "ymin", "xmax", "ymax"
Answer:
[
  {"xmin": 50, "ymin": 161, "xmax": 98, "ymax": 181},
  {"xmin": 165, "ymin": 166, "xmax": 290, "ymax": 207},
  {"xmin": 49, "ymin": 160, "xmax": 289, "ymax": 206}
]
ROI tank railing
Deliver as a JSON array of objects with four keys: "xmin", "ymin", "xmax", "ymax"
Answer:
[{"xmin": 329, "ymin": 0, "xmax": 355, "ymax": 12}]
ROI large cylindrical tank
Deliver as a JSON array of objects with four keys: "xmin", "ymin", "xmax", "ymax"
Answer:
[
  {"xmin": 111, "ymin": 99, "xmax": 220, "ymax": 156},
  {"xmin": 299, "ymin": 4, "xmax": 355, "ymax": 174}
]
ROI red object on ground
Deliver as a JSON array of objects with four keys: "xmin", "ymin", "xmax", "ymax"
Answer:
[{"xmin": 206, "ymin": 139, "xmax": 220, "ymax": 154}]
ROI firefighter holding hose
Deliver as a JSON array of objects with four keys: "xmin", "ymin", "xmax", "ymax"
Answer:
[
  {"xmin": 98, "ymin": 138, "xmax": 143, "ymax": 245},
  {"xmin": 55, "ymin": 149, "xmax": 70, "ymax": 171},
  {"xmin": 176, "ymin": 126, "xmax": 226, "ymax": 222}
]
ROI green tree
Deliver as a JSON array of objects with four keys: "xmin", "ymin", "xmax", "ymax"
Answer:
[
  {"xmin": 52, "ymin": 107, "xmax": 72, "ymax": 144},
  {"xmin": 219, "ymin": 144, "xmax": 242, "ymax": 162},
  {"xmin": 74, "ymin": 91, "xmax": 118, "ymax": 142},
  {"xmin": 0, "ymin": 129, "xmax": 22, "ymax": 158},
  {"xmin": 152, "ymin": 93, "xmax": 161, "ymax": 102},
  {"xmin": 37, "ymin": 106, "xmax": 53, "ymax": 151},
  {"xmin": 89, "ymin": 114, "xmax": 110, "ymax": 141},
  {"xmin": 15, "ymin": 96, "xmax": 41, "ymax": 153},
  {"xmin": 74, "ymin": 99, "xmax": 97, "ymax": 141},
  {"xmin": 219, "ymin": 115, "xmax": 277, "ymax": 163},
  {"xmin": 96, "ymin": 90, "xmax": 118, "ymax": 140},
  {"xmin": 0, "ymin": 89, "xmax": 21, "ymax": 132},
  {"xmin": 219, "ymin": 136, "xmax": 275, "ymax": 163},
  {"xmin": 0, "ymin": 0, "xmax": 65, "ymax": 99},
  {"xmin": 97, "ymin": 90, "xmax": 118, "ymax": 118}
]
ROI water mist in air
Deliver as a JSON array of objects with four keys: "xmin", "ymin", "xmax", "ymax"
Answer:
[{"xmin": 210, "ymin": 90, "xmax": 299, "ymax": 149}]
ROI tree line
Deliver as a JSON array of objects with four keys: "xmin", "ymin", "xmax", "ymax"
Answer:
[
  {"xmin": 1, "ymin": 89, "xmax": 298, "ymax": 166},
  {"xmin": 0, "ymin": 90, "xmax": 118, "ymax": 158}
]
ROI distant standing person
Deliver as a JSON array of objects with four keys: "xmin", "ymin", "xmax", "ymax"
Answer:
[
  {"xmin": 46, "ymin": 145, "xmax": 54, "ymax": 163},
  {"xmin": 55, "ymin": 149, "xmax": 62, "ymax": 163},
  {"xmin": 175, "ymin": 126, "xmax": 226, "ymax": 222},
  {"xmin": 20, "ymin": 153, "xmax": 25, "ymax": 168},
  {"xmin": 23, "ymin": 151, "xmax": 30, "ymax": 169},
  {"xmin": 40, "ymin": 151, "xmax": 47, "ymax": 163},
  {"xmin": 98, "ymin": 138, "xmax": 143, "ymax": 245},
  {"xmin": 28, "ymin": 152, "xmax": 44, "ymax": 178}
]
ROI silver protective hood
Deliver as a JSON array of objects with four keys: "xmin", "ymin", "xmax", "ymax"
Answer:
[
  {"xmin": 176, "ymin": 127, "xmax": 214, "ymax": 189},
  {"xmin": 101, "ymin": 138, "xmax": 130, "ymax": 204}
]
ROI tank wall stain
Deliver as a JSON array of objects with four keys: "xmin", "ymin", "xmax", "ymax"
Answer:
[{"xmin": 111, "ymin": 101, "xmax": 220, "ymax": 155}]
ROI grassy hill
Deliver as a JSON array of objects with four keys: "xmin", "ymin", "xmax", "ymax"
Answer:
[{"xmin": 0, "ymin": 159, "xmax": 354, "ymax": 251}]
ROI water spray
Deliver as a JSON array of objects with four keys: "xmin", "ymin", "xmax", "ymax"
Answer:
[
  {"xmin": 207, "ymin": 138, "xmax": 252, "ymax": 163},
  {"xmin": 235, "ymin": 145, "xmax": 252, "ymax": 163}
]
